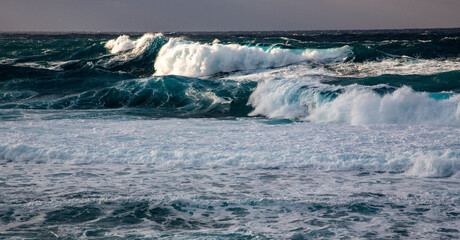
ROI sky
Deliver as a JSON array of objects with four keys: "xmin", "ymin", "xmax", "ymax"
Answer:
[{"xmin": 0, "ymin": 0, "xmax": 459, "ymax": 32}]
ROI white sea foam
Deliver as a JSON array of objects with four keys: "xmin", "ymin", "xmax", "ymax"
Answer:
[
  {"xmin": 105, "ymin": 33, "xmax": 162, "ymax": 54},
  {"xmin": 248, "ymin": 79, "xmax": 460, "ymax": 126},
  {"xmin": 154, "ymin": 38, "xmax": 351, "ymax": 77},
  {"xmin": 248, "ymin": 78, "xmax": 328, "ymax": 119},
  {"xmin": 1, "ymin": 118, "xmax": 459, "ymax": 178},
  {"xmin": 105, "ymin": 35, "xmax": 133, "ymax": 54},
  {"xmin": 308, "ymin": 87, "xmax": 460, "ymax": 125},
  {"xmin": 0, "ymin": 58, "xmax": 17, "ymax": 64},
  {"xmin": 407, "ymin": 150, "xmax": 460, "ymax": 178}
]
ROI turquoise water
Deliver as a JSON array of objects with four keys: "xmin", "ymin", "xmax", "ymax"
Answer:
[{"xmin": 1, "ymin": 30, "xmax": 460, "ymax": 239}]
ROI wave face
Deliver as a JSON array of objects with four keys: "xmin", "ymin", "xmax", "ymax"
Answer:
[{"xmin": 1, "ymin": 30, "xmax": 460, "ymax": 124}]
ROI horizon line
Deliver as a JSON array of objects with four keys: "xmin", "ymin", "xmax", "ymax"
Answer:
[{"xmin": 1, "ymin": 27, "xmax": 459, "ymax": 34}]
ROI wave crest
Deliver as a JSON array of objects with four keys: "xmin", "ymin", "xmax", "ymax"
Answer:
[
  {"xmin": 154, "ymin": 39, "xmax": 352, "ymax": 77},
  {"xmin": 105, "ymin": 33, "xmax": 164, "ymax": 54}
]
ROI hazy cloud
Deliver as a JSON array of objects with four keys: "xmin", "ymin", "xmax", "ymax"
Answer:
[{"xmin": 0, "ymin": 0, "xmax": 458, "ymax": 31}]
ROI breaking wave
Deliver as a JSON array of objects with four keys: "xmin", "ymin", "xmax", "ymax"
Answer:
[
  {"xmin": 249, "ymin": 80, "xmax": 460, "ymax": 126},
  {"xmin": 105, "ymin": 33, "xmax": 163, "ymax": 54},
  {"xmin": 1, "ymin": 32, "xmax": 460, "ymax": 126},
  {"xmin": 153, "ymin": 38, "xmax": 352, "ymax": 77}
]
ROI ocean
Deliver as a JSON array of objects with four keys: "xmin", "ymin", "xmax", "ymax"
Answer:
[{"xmin": 1, "ymin": 29, "xmax": 459, "ymax": 239}]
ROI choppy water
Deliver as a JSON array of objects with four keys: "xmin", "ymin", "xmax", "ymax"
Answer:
[{"xmin": 1, "ymin": 29, "xmax": 460, "ymax": 239}]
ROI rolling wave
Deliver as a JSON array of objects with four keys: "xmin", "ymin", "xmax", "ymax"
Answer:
[
  {"xmin": 1, "ymin": 32, "xmax": 459, "ymax": 125},
  {"xmin": 153, "ymin": 37, "xmax": 352, "ymax": 77},
  {"xmin": 2, "ymin": 72, "xmax": 459, "ymax": 126}
]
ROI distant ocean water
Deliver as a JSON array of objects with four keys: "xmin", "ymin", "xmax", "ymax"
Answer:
[{"xmin": 1, "ymin": 29, "xmax": 459, "ymax": 239}]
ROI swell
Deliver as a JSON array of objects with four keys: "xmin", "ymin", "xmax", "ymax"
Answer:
[
  {"xmin": 2, "ymin": 74, "xmax": 460, "ymax": 126},
  {"xmin": 350, "ymin": 37, "xmax": 460, "ymax": 61},
  {"xmin": 0, "ymin": 63, "xmax": 134, "ymax": 96},
  {"xmin": 0, "ymin": 33, "xmax": 168, "ymax": 79},
  {"xmin": 2, "ymin": 32, "xmax": 459, "ymax": 79},
  {"xmin": 0, "ymin": 75, "xmax": 256, "ymax": 118}
]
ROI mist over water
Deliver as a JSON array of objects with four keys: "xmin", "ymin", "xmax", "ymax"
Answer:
[{"xmin": 1, "ymin": 29, "xmax": 460, "ymax": 239}]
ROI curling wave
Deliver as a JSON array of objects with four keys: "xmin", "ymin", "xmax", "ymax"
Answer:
[
  {"xmin": 101, "ymin": 33, "xmax": 167, "ymax": 76},
  {"xmin": 154, "ymin": 38, "xmax": 352, "ymax": 77}
]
